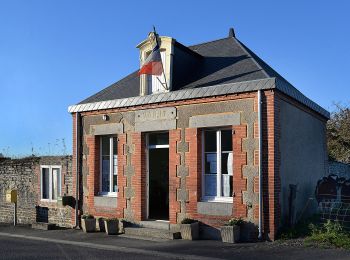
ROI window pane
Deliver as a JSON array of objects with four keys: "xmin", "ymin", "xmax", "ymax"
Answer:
[
  {"xmin": 101, "ymin": 136, "xmax": 110, "ymax": 156},
  {"xmin": 113, "ymin": 175, "xmax": 118, "ymax": 193},
  {"xmin": 221, "ymin": 130, "xmax": 232, "ymax": 151},
  {"xmin": 204, "ymin": 131, "xmax": 216, "ymax": 152},
  {"xmin": 149, "ymin": 132, "xmax": 169, "ymax": 146},
  {"xmin": 205, "ymin": 175, "xmax": 217, "ymax": 196},
  {"xmin": 101, "ymin": 136, "xmax": 110, "ymax": 193},
  {"xmin": 205, "ymin": 153, "xmax": 217, "ymax": 174},
  {"xmin": 113, "ymin": 153, "xmax": 118, "ymax": 192},
  {"xmin": 52, "ymin": 168, "xmax": 60, "ymax": 200},
  {"xmin": 42, "ymin": 168, "xmax": 49, "ymax": 199},
  {"xmin": 221, "ymin": 175, "xmax": 233, "ymax": 197},
  {"xmin": 221, "ymin": 152, "xmax": 233, "ymax": 175}
]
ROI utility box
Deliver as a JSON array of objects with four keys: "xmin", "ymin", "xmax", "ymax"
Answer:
[
  {"xmin": 57, "ymin": 195, "xmax": 74, "ymax": 207},
  {"xmin": 6, "ymin": 190, "xmax": 17, "ymax": 203}
]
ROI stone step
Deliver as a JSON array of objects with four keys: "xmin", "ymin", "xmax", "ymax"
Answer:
[
  {"xmin": 139, "ymin": 220, "xmax": 170, "ymax": 230},
  {"xmin": 31, "ymin": 222, "xmax": 56, "ymax": 230},
  {"xmin": 124, "ymin": 227, "xmax": 181, "ymax": 240}
]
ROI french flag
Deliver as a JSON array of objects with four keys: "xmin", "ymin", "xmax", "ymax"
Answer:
[{"xmin": 138, "ymin": 40, "xmax": 163, "ymax": 76}]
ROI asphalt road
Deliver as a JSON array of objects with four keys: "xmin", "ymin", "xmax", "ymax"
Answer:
[
  {"xmin": 0, "ymin": 236, "xmax": 164, "ymax": 260},
  {"xmin": 1, "ymin": 235, "xmax": 350, "ymax": 260}
]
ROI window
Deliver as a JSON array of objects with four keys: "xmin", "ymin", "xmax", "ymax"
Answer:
[
  {"xmin": 41, "ymin": 166, "xmax": 61, "ymax": 201},
  {"xmin": 100, "ymin": 136, "xmax": 118, "ymax": 196},
  {"xmin": 147, "ymin": 51, "xmax": 167, "ymax": 94},
  {"xmin": 202, "ymin": 129, "xmax": 233, "ymax": 201}
]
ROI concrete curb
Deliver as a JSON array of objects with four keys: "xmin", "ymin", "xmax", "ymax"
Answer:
[{"xmin": 0, "ymin": 232, "xmax": 222, "ymax": 260}]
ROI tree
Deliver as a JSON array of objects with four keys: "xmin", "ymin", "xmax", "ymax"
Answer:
[{"xmin": 327, "ymin": 104, "xmax": 350, "ymax": 163}]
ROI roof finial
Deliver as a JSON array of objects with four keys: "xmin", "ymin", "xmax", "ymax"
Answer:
[{"xmin": 229, "ymin": 27, "xmax": 235, "ymax": 38}]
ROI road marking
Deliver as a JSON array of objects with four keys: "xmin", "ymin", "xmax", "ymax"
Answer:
[{"xmin": 0, "ymin": 232, "xmax": 222, "ymax": 260}]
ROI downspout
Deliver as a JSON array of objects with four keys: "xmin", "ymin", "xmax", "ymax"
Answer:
[
  {"xmin": 74, "ymin": 112, "xmax": 80, "ymax": 228},
  {"xmin": 258, "ymin": 90, "xmax": 263, "ymax": 240}
]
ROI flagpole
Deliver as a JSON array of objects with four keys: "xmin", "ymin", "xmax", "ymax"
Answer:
[{"xmin": 153, "ymin": 26, "xmax": 169, "ymax": 91}]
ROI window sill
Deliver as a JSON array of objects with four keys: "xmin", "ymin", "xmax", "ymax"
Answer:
[
  {"xmin": 98, "ymin": 193, "xmax": 118, "ymax": 198},
  {"xmin": 94, "ymin": 196, "xmax": 117, "ymax": 208},
  {"xmin": 201, "ymin": 197, "xmax": 233, "ymax": 203},
  {"xmin": 40, "ymin": 199, "xmax": 58, "ymax": 203}
]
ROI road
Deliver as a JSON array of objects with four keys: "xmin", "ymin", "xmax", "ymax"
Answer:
[{"xmin": 1, "ymin": 235, "xmax": 350, "ymax": 260}]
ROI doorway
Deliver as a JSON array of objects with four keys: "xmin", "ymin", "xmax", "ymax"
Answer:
[{"xmin": 147, "ymin": 132, "xmax": 169, "ymax": 220}]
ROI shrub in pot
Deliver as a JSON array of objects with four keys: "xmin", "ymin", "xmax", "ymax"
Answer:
[
  {"xmin": 180, "ymin": 218, "xmax": 199, "ymax": 240},
  {"xmin": 81, "ymin": 214, "xmax": 96, "ymax": 233},
  {"xmin": 221, "ymin": 217, "xmax": 244, "ymax": 243},
  {"xmin": 104, "ymin": 218, "xmax": 119, "ymax": 235}
]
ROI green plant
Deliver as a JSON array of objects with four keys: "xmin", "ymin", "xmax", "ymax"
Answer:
[
  {"xmin": 305, "ymin": 220, "xmax": 350, "ymax": 249},
  {"xmin": 82, "ymin": 214, "xmax": 94, "ymax": 219},
  {"xmin": 226, "ymin": 217, "xmax": 244, "ymax": 226},
  {"xmin": 181, "ymin": 218, "xmax": 198, "ymax": 224},
  {"xmin": 105, "ymin": 218, "xmax": 118, "ymax": 223}
]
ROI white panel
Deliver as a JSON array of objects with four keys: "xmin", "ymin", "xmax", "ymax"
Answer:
[{"xmin": 148, "ymin": 51, "xmax": 166, "ymax": 94}]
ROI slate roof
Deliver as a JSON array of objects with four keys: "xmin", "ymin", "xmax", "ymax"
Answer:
[{"xmin": 73, "ymin": 32, "xmax": 329, "ymax": 118}]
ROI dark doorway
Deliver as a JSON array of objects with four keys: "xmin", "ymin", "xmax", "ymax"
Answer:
[{"xmin": 148, "ymin": 133, "xmax": 169, "ymax": 220}]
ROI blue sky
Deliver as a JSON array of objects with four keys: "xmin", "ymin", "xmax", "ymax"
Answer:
[{"xmin": 0, "ymin": 1, "xmax": 349, "ymax": 157}]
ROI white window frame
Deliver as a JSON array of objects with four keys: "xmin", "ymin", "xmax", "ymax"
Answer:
[
  {"xmin": 202, "ymin": 129, "xmax": 233, "ymax": 203},
  {"xmin": 99, "ymin": 136, "xmax": 118, "ymax": 197},
  {"xmin": 40, "ymin": 165, "xmax": 62, "ymax": 202}
]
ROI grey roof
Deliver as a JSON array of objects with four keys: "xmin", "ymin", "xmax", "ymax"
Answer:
[
  {"xmin": 68, "ymin": 77, "xmax": 330, "ymax": 119},
  {"xmin": 71, "ymin": 33, "xmax": 329, "ymax": 119}
]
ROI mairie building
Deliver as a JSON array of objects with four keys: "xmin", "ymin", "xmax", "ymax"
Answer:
[{"xmin": 67, "ymin": 28, "xmax": 330, "ymax": 240}]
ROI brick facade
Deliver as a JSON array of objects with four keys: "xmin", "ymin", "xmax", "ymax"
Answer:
[{"xmin": 72, "ymin": 89, "xmax": 326, "ymax": 240}]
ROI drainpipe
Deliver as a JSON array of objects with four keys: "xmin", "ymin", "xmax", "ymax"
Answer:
[
  {"xmin": 258, "ymin": 90, "xmax": 263, "ymax": 240},
  {"xmin": 74, "ymin": 112, "xmax": 80, "ymax": 228}
]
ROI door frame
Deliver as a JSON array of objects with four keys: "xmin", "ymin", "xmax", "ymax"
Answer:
[{"xmin": 146, "ymin": 133, "xmax": 170, "ymax": 220}]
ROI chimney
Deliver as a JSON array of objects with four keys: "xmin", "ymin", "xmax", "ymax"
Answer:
[{"xmin": 228, "ymin": 28, "xmax": 235, "ymax": 38}]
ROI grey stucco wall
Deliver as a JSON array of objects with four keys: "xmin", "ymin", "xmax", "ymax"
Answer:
[{"xmin": 279, "ymin": 98, "xmax": 328, "ymax": 225}]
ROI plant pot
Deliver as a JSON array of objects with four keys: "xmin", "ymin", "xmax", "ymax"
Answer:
[
  {"xmin": 180, "ymin": 222, "xmax": 199, "ymax": 240},
  {"xmin": 81, "ymin": 218, "xmax": 96, "ymax": 233},
  {"xmin": 96, "ymin": 218, "xmax": 105, "ymax": 232},
  {"xmin": 104, "ymin": 219, "xmax": 119, "ymax": 235},
  {"xmin": 220, "ymin": 225, "xmax": 240, "ymax": 243}
]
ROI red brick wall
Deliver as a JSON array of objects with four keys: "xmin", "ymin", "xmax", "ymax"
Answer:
[
  {"xmin": 232, "ymin": 124, "xmax": 248, "ymax": 219},
  {"xmin": 169, "ymin": 129, "xmax": 181, "ymax": 224},
  {"xmin": 262, "ymin": 90, "xmax": 281, "ymax": 240},
  {"xmin": 131, "ymin": 132, "xmax": 147, "ymax": 221},
  {"xmin": 116, "ymin": 133, "xmax": 127, "ymax": 219},
  {"xmin": 72, "ymin": 90, "xmax": 289, "ymax": 239},
  {"xmin": 83, "ymin": 134, "xmax": 121, "ymax": 219}
]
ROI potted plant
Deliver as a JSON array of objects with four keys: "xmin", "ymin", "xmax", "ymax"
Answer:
[
  {"xmin": 104, "ymin": 218, "xmax": 119, "ymax": 235},
  {"xmin": 81, "ymin": 214, "xmax": 96, "ymax": 233},
  {"xmin": 220, "ymin": 217, "xmax": 244, "ymax": 243},
  {"xmin": 180, "ymin": 218, "xmax": 199, "ymax": 240}
]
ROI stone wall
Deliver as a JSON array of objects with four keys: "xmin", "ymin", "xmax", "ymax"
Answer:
[
  {"xmin": 329, "ymin": 160, "xmax": 350, "ymax": 178},
  {"xmin": 0, "ymin": 156, "xmax": 73, "ymax": 227}
]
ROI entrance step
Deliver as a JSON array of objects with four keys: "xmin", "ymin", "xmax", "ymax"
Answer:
[
  {"xmin": 31, "ymin": 222, "xmax": 56, "ymax": 230},
  {"xmin": 140, "ymin": 220, "xmax": 170, "ymax": 230},
  {"xmin": 124, "ymin": 226, "xmax": 181, "ymax": 240}
]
